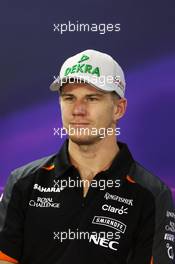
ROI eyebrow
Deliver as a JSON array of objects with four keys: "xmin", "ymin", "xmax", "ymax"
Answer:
[{"xmin": 60, "ymin": 93, "xmax": 104, "ymax": 97}]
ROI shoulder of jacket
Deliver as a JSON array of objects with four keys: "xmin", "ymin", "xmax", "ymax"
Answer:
[
  {"xmin": 129, "ymin": 161, "xmax": 171, "ymax": 197},
  {"xmin": 9, "ymin": 154, "xmax": 56, "ymax": 185},
  {"xmin": 0, "ymin": 153, "xmax": 57, "ymax": 229}
]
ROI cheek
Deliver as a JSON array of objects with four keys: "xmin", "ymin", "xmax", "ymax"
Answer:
[
  {"xmin": 92, "ymin": 104, "xmax": 114, "ymax": 124},
  {"xmin": 60, "ymin": 104, "xmax": 72, "ymax": 120},
  {"xmin": 60, "ymin": 110, "xmax": 73, "ymax": 129}
]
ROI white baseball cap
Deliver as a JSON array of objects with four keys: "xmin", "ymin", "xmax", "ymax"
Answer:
[{"xmin": 50, "ymin": 49, "xmax": 126, "ymax": 98}]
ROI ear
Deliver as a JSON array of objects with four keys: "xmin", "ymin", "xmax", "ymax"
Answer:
[{"xmin": 113, "ymin": 98, "xmax": 127, "ymax": 122}]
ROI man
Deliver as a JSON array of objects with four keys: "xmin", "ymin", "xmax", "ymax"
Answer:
[{"xmin": 0, "ymin": 49, "xmax": 174, "ymax": 264}]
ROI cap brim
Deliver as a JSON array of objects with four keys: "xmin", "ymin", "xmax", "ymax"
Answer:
[
  {"xmin": 49, "ymin": 76, "xmax": 124, "ymax": 97},
  {"xmin": 50, "ymin": 78, "xmax": 61, "ymax": 91},
  {"xmin": 50, "ymin": 76, "xmax": 112, "ymax": 92}
]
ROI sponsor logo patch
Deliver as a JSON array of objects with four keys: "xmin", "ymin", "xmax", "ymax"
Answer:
[
  {"xmin": 166, "ymin": 210, "xmax": 175, "ymax": 220},
  {"xmin": 102, "ymin": 204, "xmax": 128, "ymax": 215},
  {"xmin": 164, "ymin": 233, "xmax": 175, "ymax": 242},
  {"xmin": 165, "ymin": 221, "xmax": 175, "ymax": 233},
  {"xmin": 29, "ymin": 197, "xmax": 60, "ymax": 208},
  {"xmin": 92, "ymin": 216, "xmax": 127, "ymax": 233},
  {"xmin": 33, "ymin": 180, "xmax": 65, "ymax": 193},
  {"xmin": 64, "ymin": 54, "xmax": 100, "ymax": 77},
  {"xmin": 104, "ymin": 192, "xmax": 133, "ymax": 206},
  {"xmin": 166, "ymin": 243, "xmax": 174, "ymax": 260},
  {"xmin": 89, "ymin": 234, "xmax": 119, "ymax": 251}
]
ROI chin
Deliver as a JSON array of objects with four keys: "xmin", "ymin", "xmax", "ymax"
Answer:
[{"xmin": 68, "ymin": 135, "xmax": 101, "ymax": 145}]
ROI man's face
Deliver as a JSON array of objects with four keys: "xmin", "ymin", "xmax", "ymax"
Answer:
[{"xmin": 59, "ymin": 83, "xmax": 126, "ymax": 145}]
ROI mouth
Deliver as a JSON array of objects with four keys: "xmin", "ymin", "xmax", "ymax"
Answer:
[
  {"xmin": 69, "ymin": 122, "xmax": 90, "ymax": 127},
  {"xmin": 70, "ymin": 122, "xmax": 90, "ymax": 125}
]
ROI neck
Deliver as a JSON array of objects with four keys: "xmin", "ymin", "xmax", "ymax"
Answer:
[{"xmin": 68, "ymin": 136, "xmax": 119, "ymax": 181}]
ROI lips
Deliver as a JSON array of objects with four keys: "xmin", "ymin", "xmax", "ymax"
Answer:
[
  {"xmin": 70, "ymin": 120, "xmax": 90, "ymax": 124},
  {"xmin": 69, "ymin": 122, "xmax": 91, "ymax": 128},
  {"xmin": 70, "ymin": 123, "xmax": 90, "ymax": 126},
  {"xmin": 70, "ymin": 123, "xmax": 89, "ymax": 125}
]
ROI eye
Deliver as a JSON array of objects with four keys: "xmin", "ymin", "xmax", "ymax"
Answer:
[
  {"xmin": 87, "ymin": 97, "xmax": 99, "ymax": 101},
  {"xmin": 63, "ymin": 96, "xmax": 74, "ymax": 101}
]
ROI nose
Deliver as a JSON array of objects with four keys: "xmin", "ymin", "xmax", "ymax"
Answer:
[{"xmin": 72, "ymin": 100, "xmax": 87, "ymax": 116}]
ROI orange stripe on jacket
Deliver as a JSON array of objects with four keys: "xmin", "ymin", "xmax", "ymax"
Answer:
[
  {"xmin": 42, "ymin": 164, "xmax": 55, "ymax": 171},
  {"xmin": 150, "ymin": 256, "xmax": 154, "ymax": 264},
  {"xmin": 0, "ymin": 251, "xmax": 19, "ymax": 263},
  {"xmin": 126, "ymin": 175, "xmax": 136, "ymax": 183}
]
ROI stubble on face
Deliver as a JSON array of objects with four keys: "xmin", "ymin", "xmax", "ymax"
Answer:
[{"xmin": 60, "ymin": 83, "xmax": 118, "ymax": 146}]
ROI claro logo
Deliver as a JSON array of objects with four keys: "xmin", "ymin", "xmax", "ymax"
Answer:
[
  {"xmin": 102, "ymin": 204, "xmax": 128, "ymax": 215},
  {"xmin": 89, "ymin": 235, "xmax": 119, "ymax": 251}
]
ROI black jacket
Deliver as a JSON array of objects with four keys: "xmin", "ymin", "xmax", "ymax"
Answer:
[{"xmin": 0, "ymin": 140, "xmax": 174, "ymax": 264}]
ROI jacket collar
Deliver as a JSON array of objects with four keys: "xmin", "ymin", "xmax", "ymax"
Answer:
[{"xmin": 54, "ymin": 139, "xmax": 134, "ymax": 182}]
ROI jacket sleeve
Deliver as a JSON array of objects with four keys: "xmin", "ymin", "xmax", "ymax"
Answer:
[
  {"xmin": 0, "ymin": 171, "xmax": 24, "ymax": 261},
  {"xmin": 127, "ymin": 186, "xmax": 175, "ymax": 264},
  {"xmin": 152, "ymin": 186, "xmax": 175, "ymax": 263},
  {"xmin": 0, "ymin": 171, "xmax": 18, "ymax": 232},
  {"xmin": 127, "ymin": 189, "xmax": 155, "ymax": 264}
]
